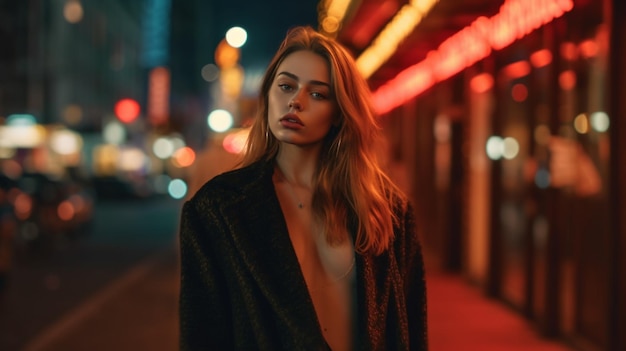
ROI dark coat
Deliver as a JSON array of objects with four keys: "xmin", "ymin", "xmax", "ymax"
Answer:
[{"xmin": 179, "ymin": 159, "xmax": 428, "ymax": 350}]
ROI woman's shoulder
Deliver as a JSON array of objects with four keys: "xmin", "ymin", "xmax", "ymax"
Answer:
[{"xmin": 189, "ymin": 159, "xmax": 272, "ymax": 205}]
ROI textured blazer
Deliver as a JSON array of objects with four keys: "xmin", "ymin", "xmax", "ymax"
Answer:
[{"xmin": 179, "ymin": 159, "xmax": 428, "ymax": 350}]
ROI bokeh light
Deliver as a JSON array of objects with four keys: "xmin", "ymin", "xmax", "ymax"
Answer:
[
  {"xmin": 114, "ymin": 98, "xmax": 141, "ymax": 124},
  {"xmin": 118, "ymin": 147, "xmax": 147, "ymax": 172},
  {"xmin": 103, "ymin": 120, "xmax": 127, "ymax": 145},
  {"xmin": 486, "ymin": 136, "xmax": 504, "ymax": 160},
  {"xmin": 470, "ymin": 73, "xmax": 494, "ymax": 94},
  {"xmin": 222, "ymin": 129, "xmax": 250, "ymax": 154},
  {"xmin": 208, "ymin": 109, "xmax": 233, "ymax": 132},
  {"xmin": 535, "ymin": 167, "xmax": 551, "ymax": 189},
  {"xmin": 225, "ymin": 26, "xmax": 247, "ymax": 48},
  {"xmin": 590, "ymin": 111, "xmax": 610, "ymax": 132},
  {"xmin": 511, "ymin": 84, "xmax": 528, "ymax": 102},
  {"xmin": 502, "ymin": 137, "xmax": 520, "ymax": 160},
  {"xmin": 201, "ymin": 63, "xmax": 220, "ymax": 82},
  {"xmin": 63, "ymin": 0, "xmax": 83, "ymax": 23},
  {"xmin": 153, "ymin": 137, "xmax": 175, "ymax": 159},
  {"xmin": 50, "ymin": 129, "xmax": 83, "ymax": 155},
  {"xmin": 62, "ymin": 104, "xmax": 83, "ymax": 125},
  {"xmin": 168, "ymin": 179, "xmax": 187, "ymax": 199},
  {"xmin": 172, "ymin": 146, "xmax": 196, "ymax": 167},
  {"xmin": 573, "ymin": 113, "xmax": 589, "ymax": 134},
  {"xmin": 559, "ymin": 70, "xmax": 577, "ymax": 90}
]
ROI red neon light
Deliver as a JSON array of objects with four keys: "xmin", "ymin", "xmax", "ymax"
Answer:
[
  {"xmin": 373, "ymin": 0, "xmax": 574, "ymax": 114},
  {"xmin": 148, "ymin": 66, "xmax": 171, "ymax": 126}
]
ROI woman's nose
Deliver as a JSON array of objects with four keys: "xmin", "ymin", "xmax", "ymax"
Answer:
[
  {"xmin": 288, "ymin": 99, "xmax": 301, "ymax": 110},
  {"xmin": 288, "ymin": 91, "xmax": 304, "ymax": 110}
]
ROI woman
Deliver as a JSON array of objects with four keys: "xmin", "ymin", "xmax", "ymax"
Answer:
[{"xmin": 179, "ymin": 26, "xmax": 427, "ymax": 350}]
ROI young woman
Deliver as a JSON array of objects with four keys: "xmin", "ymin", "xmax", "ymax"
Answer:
[{"xmin": 179, "ymin": 26, "xmax": 428, "ymax": 351}]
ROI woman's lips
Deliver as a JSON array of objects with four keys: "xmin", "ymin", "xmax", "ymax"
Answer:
[{"xmin": 279, "ymin": 114, "xmax": 303, "ymax": 129}]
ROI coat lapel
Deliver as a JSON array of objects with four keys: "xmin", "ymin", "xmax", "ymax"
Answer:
[{"xmin": 219, "ymin": 160, "xmax": 327, "ymax": 346}]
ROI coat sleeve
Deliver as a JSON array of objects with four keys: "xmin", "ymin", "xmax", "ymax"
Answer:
[
  {"xmin": 403, "ymin": 202, "xmax": 428, "ymax": 351},
  {"xmin": 179, "ymin": 199, "xmax": 233, "ymax": 350}
]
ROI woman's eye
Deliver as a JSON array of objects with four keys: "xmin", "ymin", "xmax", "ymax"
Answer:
[
  {"xmin": 278, "ymin": 84, "xmax": 292, "ymax": 91},
  {"xmin": 311, "ymin": 92, "xmax": 326, "ymax": 100}
]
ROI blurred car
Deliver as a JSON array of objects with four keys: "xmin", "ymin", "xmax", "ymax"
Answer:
[
  {"xmin": 0, "ymin": 174, "xmax": 21, "ymax": 294},
  {"xmin": 91, "ymin": 174, "xmax": 154, "ymax": 200},
  {"xmin": 15, "ymin": 172, "xmax": 95, "ymax": 248}
]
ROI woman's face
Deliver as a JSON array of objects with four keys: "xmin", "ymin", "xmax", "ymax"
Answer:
[{"xmin": 268, "ymin": 50, "xmax": 337, "ymax": 147}]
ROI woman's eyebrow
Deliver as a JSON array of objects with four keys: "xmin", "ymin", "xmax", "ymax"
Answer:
[{"xmin": 277, "ymin": 71, "xmax": 330, "ymax": 87}]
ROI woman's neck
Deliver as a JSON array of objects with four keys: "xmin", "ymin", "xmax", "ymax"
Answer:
[{"xmin": 275, "ymin": 144, "xmax": 319, "ymax": 187}]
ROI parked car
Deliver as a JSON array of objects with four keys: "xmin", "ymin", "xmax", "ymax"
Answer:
[
  {"xmin": 0, "ymin": 174, "xmax": 21, "ymax": 295},
  {"xmin": 91, "ymin": 174, "xmax": 154, "ymax": 200},
  {"xmin": 15, "ymin": 172, "xmax": 95, "ymax": 249}
]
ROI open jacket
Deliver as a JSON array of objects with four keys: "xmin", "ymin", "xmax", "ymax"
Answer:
[{"xmin": 179, "ymin": 159, "xmax": 428, "ymax": 350}]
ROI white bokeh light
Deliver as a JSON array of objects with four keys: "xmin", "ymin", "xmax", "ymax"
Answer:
[
  {"xmin": 103, "ymin": 120, "xmax": 126, "ymax": 145},
  {"xmin": 208, "ymin": 109, "xmax": 234, "ymax": 132},
  {"xmin": 50, "ymin": 130, "xmax": 82, "ymax": 155},
  {"xmin": 486, "ymin": 136, "xmax": 504, "ymax": 160},
  {"xmin": 153, "ymin": 137, "xmax": 175, "ymax": 159},
  {"xmin": 590, "ymin": 111, "xmax": 610, "ymax": 133},
  {"xmin": 225, "ymin": 27, "xmax": 248, "ymax": 48},
  {"xmin": 502, "ymin": 137, "xmax": 520, "ymax": 160}
]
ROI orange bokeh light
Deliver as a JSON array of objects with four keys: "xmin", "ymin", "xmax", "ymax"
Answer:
[
  {"xmin": 58, "ymin": 201, "xmax": 75, "ymax": 221},
  {"xmin": 173, "ymin": 147, "xmax": 196, "ymax": 168}
]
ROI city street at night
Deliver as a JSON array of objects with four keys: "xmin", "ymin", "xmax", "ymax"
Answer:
[
  {"xmin": 0, "ymin": 195, "xmax": 576, "ymax": 351},
  {"xmin": 1, "ymin": 0, "xmax": 624, "ymax": 350},
  {"xmin": 0, "ymin": 196, "xmax": 182, "ymax": 351}
]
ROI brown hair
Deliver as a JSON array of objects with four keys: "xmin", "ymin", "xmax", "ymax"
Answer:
[{"xmin": 242, "ymin": 26, "xmax": 404, "ymax": 255}]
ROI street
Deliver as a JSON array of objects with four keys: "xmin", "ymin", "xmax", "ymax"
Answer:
[
  {"xmin": 0, "ymin": 192, "xmax": 580, "ymax": 351},
  {"xmin": 0, "ymin": 196, "xmax": 183, "ymax": 351}
]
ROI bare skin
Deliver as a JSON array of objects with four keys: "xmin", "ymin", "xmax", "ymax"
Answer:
[{"xmin": 268, "ymin": 50, "xmax": 355, "ymax": 351}]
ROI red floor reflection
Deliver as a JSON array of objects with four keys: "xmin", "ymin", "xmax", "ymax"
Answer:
[{"xmin": 426, "ymin": 270, "xmax": 575, "ymax": 351}]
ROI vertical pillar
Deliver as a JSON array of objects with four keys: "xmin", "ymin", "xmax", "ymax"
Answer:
[{"xmin": 609, "ymin": 0, "xmax": 626, "ymax": 349}]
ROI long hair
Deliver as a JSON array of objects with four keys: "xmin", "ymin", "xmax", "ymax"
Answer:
[{"xmin": 242, "ymin": 26, "xmax": 404, "ymax": 255}]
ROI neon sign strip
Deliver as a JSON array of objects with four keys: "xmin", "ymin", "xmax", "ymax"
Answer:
[{"xmin": 371, "ymin": 0, "xmax": 574, "ymax": 114}]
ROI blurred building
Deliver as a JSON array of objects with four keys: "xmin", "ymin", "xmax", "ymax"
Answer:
[
  {"xmin": 335, "ymin": 0, "xmax": 624, "ymax": 350},
  {"xmin": 0, "ymin": 0, "xmax": 318, "ymax": 192}
]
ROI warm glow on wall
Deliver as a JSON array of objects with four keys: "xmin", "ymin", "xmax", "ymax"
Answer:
[
  {"xmin": 356, "ymin": 0, "xmax": 439, "ymax": 78},
  {"xmin": 372, "ymin": 0, "xmax": 574, "ymax": 114}
]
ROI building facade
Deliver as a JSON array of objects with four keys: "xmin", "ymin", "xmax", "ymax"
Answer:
[{"xmin": 339, "ymin": 0, "xmax": 625, "ymax": 350}]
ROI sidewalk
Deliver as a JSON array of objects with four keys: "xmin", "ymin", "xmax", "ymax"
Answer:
[
  {"xmin": 426, "ymin": 271, "xmax": 575, "ymax": 351},
  {"xmin": 24, "ymin": 246, "xmax": 576, "ymax": 351}
]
